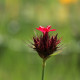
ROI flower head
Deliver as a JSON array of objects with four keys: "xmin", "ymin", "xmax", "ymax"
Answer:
[
  {"xmin": 36, "ymin": 25, "xmax": 56, "ymax": 34},
  {"xmin": 32, "ymin": 26, "xmax": 62, "ymax": 59}
]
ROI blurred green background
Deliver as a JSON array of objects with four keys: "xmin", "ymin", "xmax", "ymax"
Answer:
[{"xmin": 0, "ymin": 0, "xmax": 80, "ymax": 80}]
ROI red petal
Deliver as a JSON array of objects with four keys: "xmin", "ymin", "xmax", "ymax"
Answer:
[
  {"xmin": 39, "ymin": 26, "xmax": 44, "ymax": 29},
  {"xmin": 36, "ymin": 26, "xmax": 45, "ymax": 32},
  {"xmin": 36, "ymin": 28, "xmax": 40, "ymax": 30},
  {"xmin": 49, "ymin": 29, "xmax": 56, "ymax": 31},
  {"xmin": 47, "ymin": 25, "xmax": 51, "ymax": 30}
]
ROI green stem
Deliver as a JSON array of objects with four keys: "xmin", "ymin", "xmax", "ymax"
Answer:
[{"xmin": 42, "ymin": 59, "xmax": 46, "ymax": 80}]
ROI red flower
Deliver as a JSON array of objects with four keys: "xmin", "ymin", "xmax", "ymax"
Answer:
[
  {"xmin": 32, "ymin": 25, "xmax": 62, "ymax": 59},
  {"xmin": 36, "ymin": 25, "xmax": 56, "ymax": 34}
]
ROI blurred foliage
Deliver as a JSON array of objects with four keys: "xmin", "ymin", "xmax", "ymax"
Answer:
[{"xmin": 0, "ymin": 0, "xmax": 80, "ymax": 80}]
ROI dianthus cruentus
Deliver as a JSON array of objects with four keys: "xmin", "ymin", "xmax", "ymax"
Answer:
[{"xmin": 31, "ymin": 25, "xmax": 62, "ymax": 80}]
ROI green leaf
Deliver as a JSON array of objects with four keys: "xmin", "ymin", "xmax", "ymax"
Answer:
[{"xmin": 50, "ymin": 50, "xmax": 62, "ymax": 56}]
